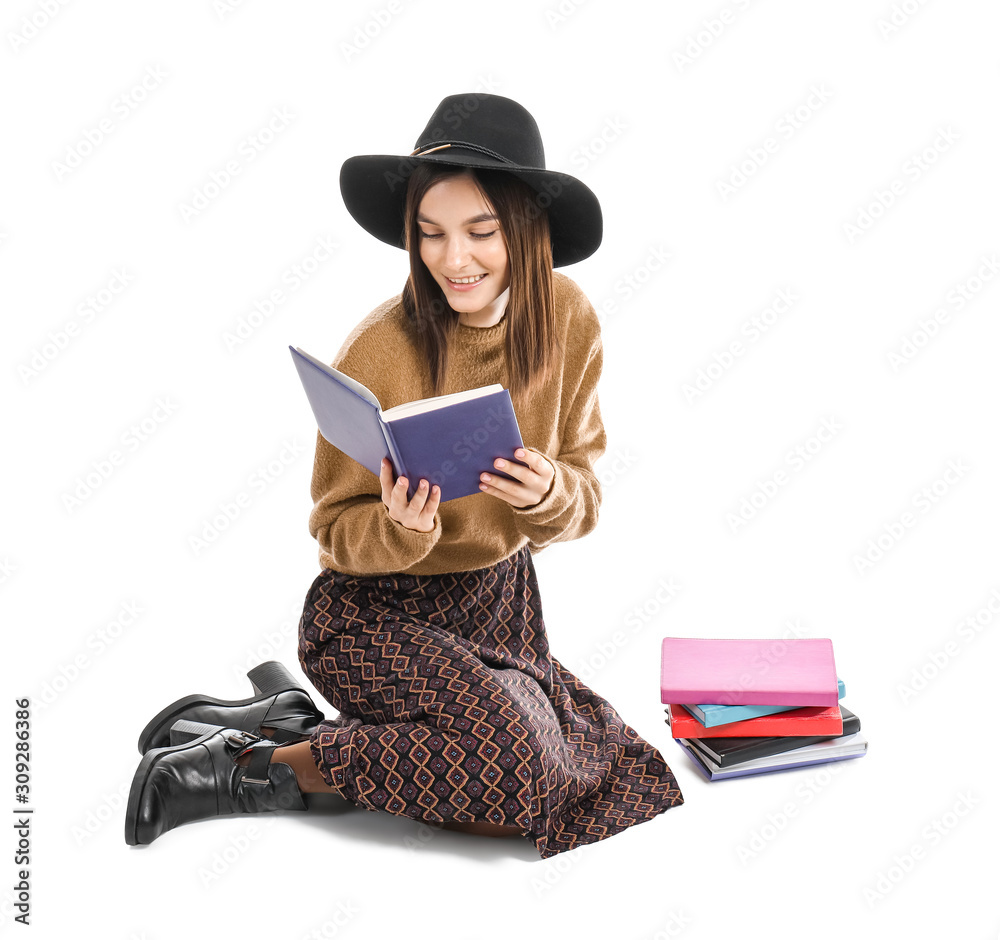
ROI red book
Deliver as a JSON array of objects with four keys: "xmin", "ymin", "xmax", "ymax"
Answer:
[{"xmin": 666, "ymin": 703, "xmax": 843, "ymax": 739}]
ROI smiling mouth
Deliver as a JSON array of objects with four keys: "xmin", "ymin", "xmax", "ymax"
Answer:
[{"xmin": 446, "ymin": 274, "xmax": 487, "ymax": 284}]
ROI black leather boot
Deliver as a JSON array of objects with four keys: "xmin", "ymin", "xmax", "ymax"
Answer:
[
  {"xmin": 137, "ymin": 661, "xmax": 324, "ymax": 753},
  {"xmin": 125, "ymin": 721, "xmax": 307, "ymax": 846}
]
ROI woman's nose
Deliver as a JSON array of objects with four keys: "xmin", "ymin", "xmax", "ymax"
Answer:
[{"xmin": 444, "ymin": 235, "xmax": 470, "ymax": 268}]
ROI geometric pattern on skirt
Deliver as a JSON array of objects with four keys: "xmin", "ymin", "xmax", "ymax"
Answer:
[{"xmin": 297, "ymin": 545, "xmax": 684, "ymax": 858}]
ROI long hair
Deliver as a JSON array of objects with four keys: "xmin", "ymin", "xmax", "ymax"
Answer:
[{"xmin": 400, "ymin": 163, "xmax": 562, "ymax": 411}]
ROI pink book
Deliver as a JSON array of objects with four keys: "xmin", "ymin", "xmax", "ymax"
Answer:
[{"xmin": 659, "ymin": 637, "xmax": 838, "ymax": 707}]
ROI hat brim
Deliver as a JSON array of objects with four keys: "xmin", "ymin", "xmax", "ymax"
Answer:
[{"xmin": 339, "ymin": 153, "xmax": 602, "ymax": 268}]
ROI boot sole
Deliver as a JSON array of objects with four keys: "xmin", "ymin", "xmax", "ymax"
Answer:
[
  {"xmin": 124, "ymin": 725, "xmax": 220, "ymax": 846},
  {"xmin": 136, "ymin": 662, "xmax": 303, "ymax": 754}
]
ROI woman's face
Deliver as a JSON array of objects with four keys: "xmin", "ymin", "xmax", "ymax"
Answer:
[{"xmin": 417, "ymin": 173, "xmax": 511, "ymax": 318}]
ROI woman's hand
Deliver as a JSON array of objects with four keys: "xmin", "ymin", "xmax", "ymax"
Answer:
[
  {"xmin": 380, "ymin": 457, "xmax": 440, "ymax": 532},
  {"xmin": 479, "ymin": 448, "xmax": 555, "ymax": 509}
]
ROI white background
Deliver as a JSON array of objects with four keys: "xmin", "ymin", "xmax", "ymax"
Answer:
[{"xmin": 3, "ymin": 0, "xmax": 998, "ymax": 936}]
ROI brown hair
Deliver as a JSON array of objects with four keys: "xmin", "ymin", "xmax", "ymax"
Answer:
[{"xmin": 400, "ymin": 163, "xmax": 562, "ymax": 411}]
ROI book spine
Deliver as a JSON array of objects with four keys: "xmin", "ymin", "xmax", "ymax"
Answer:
[
  {"xmin": 696, "ymin": 704, "xmax": 798, "ymax": 727},
  {"xmin": 379, "ymin": 418, "xmax": 412, "ymax": 499},
  {"xmin": 687, "ymin": 705, "xmax": 709, "ymax": 724}
]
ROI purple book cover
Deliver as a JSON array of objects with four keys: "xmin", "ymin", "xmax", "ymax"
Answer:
[{"xmin": 660, "ymin": 637, "xmax": 839, "ymax": 707}]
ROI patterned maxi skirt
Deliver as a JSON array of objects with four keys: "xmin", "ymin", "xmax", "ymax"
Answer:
[{"xmin": 297, "ymin": 544, "xmax": 684, "ymax": 859}]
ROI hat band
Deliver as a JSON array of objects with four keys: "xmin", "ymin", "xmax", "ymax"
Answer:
[{"xmin": 409, "ymin": 140, "xmax": 518, "ymax": 165}]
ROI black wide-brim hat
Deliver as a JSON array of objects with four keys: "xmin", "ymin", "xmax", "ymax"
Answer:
[{"xmin": 339, "ymin": 94, "xmax": 603, "ymax": 268}]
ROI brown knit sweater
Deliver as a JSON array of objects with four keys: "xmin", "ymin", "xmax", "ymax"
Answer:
[{"xmin": 307, "ymin": 270, "xmax": 607, "ymax": 576}]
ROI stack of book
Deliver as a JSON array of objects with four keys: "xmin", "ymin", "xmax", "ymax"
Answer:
[{"xmin": 660, "ymin": 637, "xmax": 868, "ymax": 781}]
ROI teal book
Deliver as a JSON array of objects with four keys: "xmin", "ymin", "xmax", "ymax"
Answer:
[{"xmin": 685, "ymin": 678, "xmax": 846, "ymax": 728}]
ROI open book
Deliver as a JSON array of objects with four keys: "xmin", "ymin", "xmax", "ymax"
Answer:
[{"xmin": 290, "ymin": 346, "xmax": 526, "ymax": 502}]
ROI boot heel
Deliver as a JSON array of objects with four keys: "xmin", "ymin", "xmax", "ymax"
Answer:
[
  {"xmin": 138, "ymin": 663, "xmax": 321, "ymax": 755},
  {"xmin": 170, "ymin": 719, "xmax": 223, "ymax": 746},
  {"xmin": 247, "ymin": 661, "xmax": 300, "ymax": 697}
]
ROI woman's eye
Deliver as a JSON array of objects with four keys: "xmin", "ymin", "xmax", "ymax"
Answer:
[{"xmin": 418, "ymin": 230, "xmax": 496, "ymax": 240}]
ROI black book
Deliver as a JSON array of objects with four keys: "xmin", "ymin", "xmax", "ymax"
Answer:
[{"xmin": 687, "ymin": 706, "xmax": 861, "ymax": 767}]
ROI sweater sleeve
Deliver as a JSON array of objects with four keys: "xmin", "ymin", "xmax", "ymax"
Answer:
[
  {"xmin": 509, "ymin": 327, "xmax": 607, "ymax": 551},
  {"xmin": 306, "ymin": 326, "xmax": 443, "ymax": 575}
]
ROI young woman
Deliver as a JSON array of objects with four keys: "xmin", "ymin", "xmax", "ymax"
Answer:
[{"xmin": 126, "ymin": 94, "xmax": 684, "ymax": 858}]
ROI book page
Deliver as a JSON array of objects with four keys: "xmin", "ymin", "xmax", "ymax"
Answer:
[{"xmin": 380, "ymin": 384, "xmax": 504, "ymax": 420}]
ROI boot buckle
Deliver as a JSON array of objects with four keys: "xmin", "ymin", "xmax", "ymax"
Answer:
[{"xmin": 225, "ymin": 729, "xmax": 261, "ymax": 749}]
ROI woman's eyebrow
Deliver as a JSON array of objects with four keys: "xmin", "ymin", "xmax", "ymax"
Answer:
[{"xmin": 417, "ymin": 213, "xmax": 498, "ymax": 225}]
